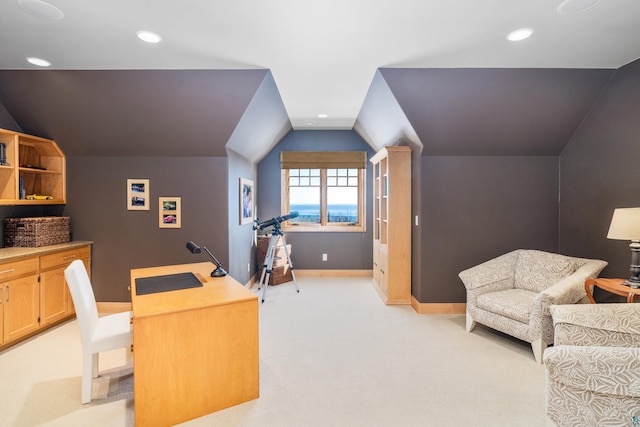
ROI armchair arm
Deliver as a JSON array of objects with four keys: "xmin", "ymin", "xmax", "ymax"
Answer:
[
  {"xmin": 544, "ymin": 345, "xmax": 640, "ymax": 398},
  {"xmin": 530, "ymin": 260, "xmax": 608, "ymax": 344},
  {"xmin": 551, "ymin": 303, "xmax": 640, "ymax": 347},
  {"xmin": 540, "ymin": 260, "xmax": 609, "ymax": 306},
  {"xmin": 458, "ymin": 251, "xmax": 517, "ymax": 292}
]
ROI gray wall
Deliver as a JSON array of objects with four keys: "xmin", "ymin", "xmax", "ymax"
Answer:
[
  {"xmin": 421, "ymin": 156, "xmax": 559, "ymax": 302},
  {"xmin": 64, "ymin": 156, "xmax": 228, "ymax": 302},
  {"xmin": 560, "ymin": 58, "xmax": 640, "ymax": 279},
  {"xmin": 227, "ymin": 148, "xmax": 257, "ymax": 284},
  {"xmin": 257, "ymin": 130, "xmax": 376, "ymax": 270}
]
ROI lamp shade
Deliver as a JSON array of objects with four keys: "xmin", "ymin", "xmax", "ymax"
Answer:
[{"xmin": 607, "ymin": 208, "xmax": 640, "ymax": 240}]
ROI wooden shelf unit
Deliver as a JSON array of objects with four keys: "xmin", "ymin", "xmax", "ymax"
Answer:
[
  {"xmin": 370, "ymin": 146, "xmax": 411, "ymax": 305},
  {"xmin": 0, "ymin": 128, "xmax": 66, "ymax": 205}
]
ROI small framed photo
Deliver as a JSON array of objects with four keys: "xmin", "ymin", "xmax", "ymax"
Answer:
[
  {"xmin": 159, "ymin": 197, "xmax": 181, "ymax": 228},
  {"xmin": 127, "ymin": 179, "xmax": 150, "ymax": 210},
  {"xmin": 240, "ymin": 177, "xmax": 255, "ymax": 225}
]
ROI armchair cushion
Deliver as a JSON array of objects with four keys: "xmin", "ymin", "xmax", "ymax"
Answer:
[
  {"xmin": 551, "ymin": 303, "xmax": 640, "ymax": 347},
  {"xmin": 476, "ymin": 289, "xmax": 536, "ymax": 324},
  {"xmin": 515, "ymin": 250, "xmax": 577, "ymax": 293},
  {"xmin": 544, "ymin": 303, "xmax": 640, "ymax": 426}
]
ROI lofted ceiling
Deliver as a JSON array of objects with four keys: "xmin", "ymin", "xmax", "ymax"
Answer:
[{"xmin": 1, "ymin": 0, "xmax": 640, "ymax": 132}]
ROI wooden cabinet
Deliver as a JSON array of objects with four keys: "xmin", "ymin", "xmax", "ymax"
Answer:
[
  {"xmin": 40, "ymin": 246, "xmax": 91, "ymax": 325},
  {"xmin": 0, "ymin": 258, "xmax": 40, "ymax": 344},
  {"xmin": 0, "ymin": 242, "xmax": 91, "ymax": 350},
  {"xmin": 0, "ymin": 128, "xmax": 66, "ymax": 205},
  {"xmin": 371, "ymin": 146, "xmax": 411, "ymax": 305}
]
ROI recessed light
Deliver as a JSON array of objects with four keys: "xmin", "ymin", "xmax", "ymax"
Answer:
[
  {"xmin": 557, "ymin": 0, "xmax": 600, "ymax": 14},
  {"xmin": 506, "ymin": 28, "xmax": 534, "ymax": 42},
  {"xmin": 317, "ymin": 114, "xmax": 328, "ymax": 119},
  {"xmin": 18, "ymin": 0, "xmax": 64, "ymax": 19},
  {"xmin": 26, "ymin": 57, "xmax": 51, "ymax": 67},
  {"xmin": 136, "ymin": 30, "xmax": 162, "ymax": 44},
  {"xmin": 305, "ymin": 120, "xmax": 315, "ymax": 126}
]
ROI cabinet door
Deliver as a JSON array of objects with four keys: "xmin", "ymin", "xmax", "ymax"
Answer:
[
  {"xmin": 0, "ymin": 287, "xmax": 4, "ymax": 343},
  {"xmin": 3, "ymin": 275, "xmax": 40, "ymax": 343},
  {"xmin": 40, "ymin": 268, "xmax": 68, "ymax": 325}
]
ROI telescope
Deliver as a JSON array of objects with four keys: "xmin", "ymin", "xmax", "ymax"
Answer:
[{"xmin": 253, "ymin": 211, "xmax": 299, "ymax": 231}]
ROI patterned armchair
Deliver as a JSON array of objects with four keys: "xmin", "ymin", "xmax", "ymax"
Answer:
[
  {"xmin": 544, "ymin": 303, "xmax": 640, "ymax": 426},
  {"xmin": 458, "ymin": 249, "xmax": 607, "ymax": 363}
]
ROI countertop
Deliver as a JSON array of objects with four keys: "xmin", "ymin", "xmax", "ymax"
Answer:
[{"xmin": 0, "ymin": 241, "xmax": 93, "ymax": 262}]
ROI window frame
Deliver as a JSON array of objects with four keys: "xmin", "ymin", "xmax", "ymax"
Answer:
[{"xmin": 280, "ymin": 165, "xmax": 366, "ymax": 233}]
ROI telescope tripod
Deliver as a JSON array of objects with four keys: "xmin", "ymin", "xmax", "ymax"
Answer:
[{"xmin": 257, "ymin": 225, "xmax": 298, "ymax": 303}]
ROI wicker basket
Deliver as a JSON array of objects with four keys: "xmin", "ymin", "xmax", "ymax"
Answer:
[{"xmin": 4, "ymin": 216, "xmax": 70, "ymax": 248}]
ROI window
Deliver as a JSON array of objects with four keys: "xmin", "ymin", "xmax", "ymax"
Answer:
[{"xmin": 281, "ymin": 151, "xmax": 366, "ymax": 232}]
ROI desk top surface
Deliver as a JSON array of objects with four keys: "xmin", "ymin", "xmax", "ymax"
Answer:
[{"xmin": 130, "ymin": 261, "xmax": 257, "ymax": 318}]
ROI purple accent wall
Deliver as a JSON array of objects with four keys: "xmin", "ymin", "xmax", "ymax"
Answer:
[
  {"xmin": 379, "ymin": 68, "xmax": 614, "ymax": 156},
  {"xmin": 422, "ymin": 156, "xmax": 559, "ymax": 302},
  {"xmin": 257, "ymin": 130, "xmax": 376, "ymax": 270},
  {"xmin": 559, "ymin": 58, "xmax": 640, "ymax": 281},
  {"xmin": 64, "ymin": 156, "xmax": 228, "ymax": 302}
]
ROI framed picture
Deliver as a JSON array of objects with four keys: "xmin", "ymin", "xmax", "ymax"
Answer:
[
  {"xmin": 240, "ymin": 178, "xmax": 254, "ymax": 225},
  {"xmin": 127, "ymin": 179, "xmax": 150, "ymax": 210},
  {"xmin": 159, "ymin": 197, "xmax": 181, "ymax": 228}
]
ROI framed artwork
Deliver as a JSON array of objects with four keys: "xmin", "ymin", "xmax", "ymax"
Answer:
[
  {"xmin": 127, "ymin": 179, "xmax": 150, "ymax": 210},
  {"xmin": 159, "ymin": 197, "xmax": 181, "ymax": 228},
  {"xmin": 240, "ymin": 177, "xmax": 255, "ymax": 225}
]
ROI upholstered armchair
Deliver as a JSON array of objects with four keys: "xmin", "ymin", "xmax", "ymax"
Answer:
[
  {"xmin": 458, "ymin": 249, "xmax": 607, "ymax": 363},
  {"xmin": 544, "ymin": 303, "xmax": 640, "ymax": 426}
]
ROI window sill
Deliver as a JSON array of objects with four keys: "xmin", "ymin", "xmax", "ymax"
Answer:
[{"xmin": 283, "ymin": 224, "xmax": 365, "ymax": 233}]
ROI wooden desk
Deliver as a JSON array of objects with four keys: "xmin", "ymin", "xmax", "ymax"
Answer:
[
  {"xmin": 130, "ymin": 262, "xmax": 259, "ymax": 427},
  {"xmin": 585, "ymin": 277, "xmax": 640, "ymax": 304}
]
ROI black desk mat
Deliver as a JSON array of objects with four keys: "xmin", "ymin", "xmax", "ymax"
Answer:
[{"xmin": 135, "ymin": 272, "xmax": 203, "ymax": 295}]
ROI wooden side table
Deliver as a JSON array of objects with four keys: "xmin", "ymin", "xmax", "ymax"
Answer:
[{"xmin": 585, "ymin": 278, "xmax": 640, "ymax": 304}]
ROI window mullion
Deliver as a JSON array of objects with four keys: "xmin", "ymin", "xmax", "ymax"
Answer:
[{"xmin": 320, "ymin": 169, "xmax": 328, "ymax": 225}]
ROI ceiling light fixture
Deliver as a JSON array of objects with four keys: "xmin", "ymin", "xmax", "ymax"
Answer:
[
  {"xmin": 26, "ymin": 57, "xmax": 51, "ymax": 67},
  {"xmin": 136, "ymin": 30, "xmax": 162, "ymax": 44},
  {"xmin": 18, "ymin": 0, "xmax": 64, "ymax": 19},
  {"xmin": 557, "ymin": 0, "xmax": 600, "ymax": 14},
  {"xmin": 317, "ymin": 114, "xmax": 328, "ymax": 118},
  {"xmin": 305, "ymin": 120, "xmax": 315, "ymax": 126},
  {"xmin": 506, "ymin": 28, "xmax": 534, "ymax": 42}
]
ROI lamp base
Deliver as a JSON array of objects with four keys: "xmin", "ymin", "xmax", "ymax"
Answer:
[
  {"xmin": 211, "ymin": 266, "xmax": 227, "ymax": 277},
  {"xmin": 624, "ymin": 279, "xmax": 640, "ymax": 289}
]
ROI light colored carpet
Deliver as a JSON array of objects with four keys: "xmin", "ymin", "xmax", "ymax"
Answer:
[{"xmin": 0, "ymin": 276, "xmax": 554, "ymax": 426}]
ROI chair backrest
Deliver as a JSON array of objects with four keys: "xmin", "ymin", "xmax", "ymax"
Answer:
[
  {"xmin": 513, "ymin": 250, "xmax": 581, "ymax": 293},
  {"xmin": 64, "ymin": 259, "xmax": 99, "ymax": 344}
]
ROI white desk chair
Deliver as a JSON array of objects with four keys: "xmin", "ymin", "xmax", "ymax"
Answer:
[{"xmin": 64, "ymin": 259, "xmax": 133, "ymax": 404}]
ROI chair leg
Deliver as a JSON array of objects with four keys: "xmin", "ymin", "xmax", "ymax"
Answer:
[
  {"xmin": 92, "ymin": 353, "xmax": 99, "ymax": 378},
  {"xmin": 466, "ymin": 310, "xmax": 476, "ymax": 332},
  {"xmin": 81, "ymin": 352, "xmax": 96, "ymax": 404},
  {"xmin": 531, "ymin": 338, "xmax": 548, "ymax": 364}
]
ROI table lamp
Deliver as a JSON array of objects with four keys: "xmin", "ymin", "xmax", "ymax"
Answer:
[
  {"xmin": 186, "ymin": 241, "xmax": 227, "ymax": 277},
  {"xmin": 607, "ymin": 207, "xmax": 640, "ymax": 288}
]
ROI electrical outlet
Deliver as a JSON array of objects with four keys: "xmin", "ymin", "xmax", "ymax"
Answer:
[{"xmin": 322, "ymin": 253, "xmax": 328, "ymax": 261}]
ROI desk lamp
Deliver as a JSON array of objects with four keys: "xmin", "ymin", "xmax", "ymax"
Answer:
[
  {"xmin": 607, "ymin": 207, "xmax": 640, "ymax": 288},
  {"xmin": 186, "ymin": 241, "xmax": 227, "ymax": 277}
]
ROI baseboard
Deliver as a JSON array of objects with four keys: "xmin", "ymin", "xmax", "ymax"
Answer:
[
  {"xmin": 96, "ymin": 302, "xmax": 132, "ymax": 313},
  {"xmin": 294, "ymin": 269, "xmax": 373, "ymax": 277},
  {"xmin": 411, "ymin": 296, "xmax": 466, "ymax": 314}
]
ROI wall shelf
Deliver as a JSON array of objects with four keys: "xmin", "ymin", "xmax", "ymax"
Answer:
[{"xmin": 0, "ymin": 128, "xmax": 66, "ymax": 205}]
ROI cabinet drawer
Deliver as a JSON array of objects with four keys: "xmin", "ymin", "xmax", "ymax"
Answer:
[
  {"xmin": 40, "ymin": 246, "xmax": 90, "ymax": 270},
  {"xmin": 0, "ymin": 257, "xmax": 39, "ymax": 281}
]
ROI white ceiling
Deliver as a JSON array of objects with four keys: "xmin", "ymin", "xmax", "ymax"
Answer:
[{"xmin": 1, "ymin": 0, "xmax": 640, "ymax": 130}]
